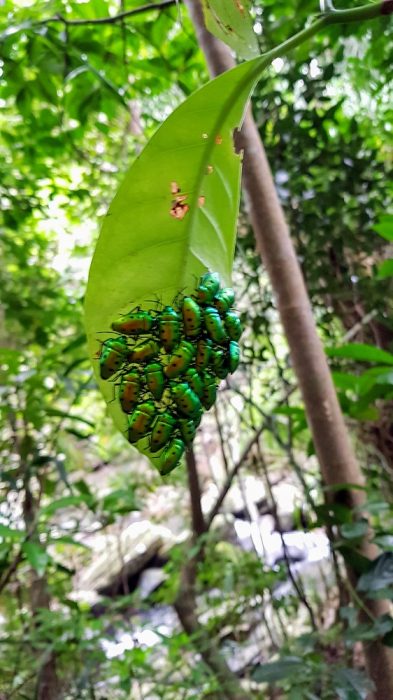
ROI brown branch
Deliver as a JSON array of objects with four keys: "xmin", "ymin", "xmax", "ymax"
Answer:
[
  {"xmin": 38, "ymin": 0, "xmax": 179, "ymax": 28},
  {"xmin": 185, "ymin": 448, "xmax": 206, "ymax": 537}
]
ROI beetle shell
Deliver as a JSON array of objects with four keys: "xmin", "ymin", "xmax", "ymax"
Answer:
[
  {"xmin": 178, "ymin": 417, "xmax": 198, "ymax": 445},
  {"xmin": 145, "ymin": 362, "xmax": 165, "ymax": 400},
  {"xmin": 150, "ymin": 412, "xmax": 177, "ymax": 453},
  {"xmin": 99, "ymin": 336, "xmax": 128, "ymax": 380},
  {"xmin": 127, "ymin": 401, "xmax": 156, "ymax": 443},
  {"xmin": 195, "ymin": 338, "xmax": 213, "ymax": 370},
  {"xmin": 200, "ymin": 371, "xmax": 217, "ymax": 410},
  {"xmin": 228, "ymin": 340, "xmax": 240, "ymax": 374},
  {"xmin": 225, "ymin": 311, "xmax": 242, "ymax": 342},
  {"xmin": 196, "ymin": 272, "xmax": 220, "ymax": 303},
  {"xmin": 158, "ymin": 307, "xmax": 181, "ymax": 351},
  {"xmin": 158, "ymin": 438, "xmax": 185, "ymax": 476},
  {"xmin": 213, "ymin": 288, "xmax": 235, "ymax": 315},
  {"xmin": 129, "ymin": 339, "xmax": 159, "ymax": 364},
  {"xmin": 212, "ymin": 349, "xmax": 229, "ymax": 380},
  {"xmin": 204, "ymin": 307, "xmax": 228, "ymax": 344},
  {"xmin": 111, "ymin": 311, "xmax": 153, "ymax": 335},
  {"xmin": 171, "ymin": 382, "xmax": 202, "ymax": 417},
  {"xmin": 185, "ymin": 368, "xmax": 204, "ymax": 398},
  {"xmin": 164, "ymin": 340, "xmax": 195, "ymax": 379},
  {"xmin": 119, "ymin": 372, "xmax": 141, "ymax": 413},
  {"xmin": 182, "ymin": 297, "xmax": 202, "ymax": 338}
]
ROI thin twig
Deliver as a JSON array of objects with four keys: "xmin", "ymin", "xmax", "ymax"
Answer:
[{"xmin": 37, "ymin": 1, "xmax": 179, "ymax": 28}]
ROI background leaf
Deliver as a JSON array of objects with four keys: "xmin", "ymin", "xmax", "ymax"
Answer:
[
  {"xmin": 202, "ymin": 0, "xmax": 259, "ymax": 60},
  {"xmin": 326, "ymin": 343, "xmax": 393, "ymax": 365}
]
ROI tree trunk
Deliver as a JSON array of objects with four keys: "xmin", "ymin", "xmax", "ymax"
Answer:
[{"xmin": 184, "ymin": 1, "xmax": 393, "ymax": 697}]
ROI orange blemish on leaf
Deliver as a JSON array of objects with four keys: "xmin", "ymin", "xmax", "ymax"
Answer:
[
  {"xmin": 170, "ymin": 202, "xmax": 190, "ymax": 220},
  {"xmin": 198, "ymin": 196, "xmax": 205, "ymax": 207},
  {"xmin": 215, "ymin": 134, "xmax": 223, "ymax": 145},
  {"xmin": 234, "ymin": 0, "xmax": 245, "ymax": 14},
  {"xmin": 169, "ymin": 181, "xmax": 190, "ymax": 220}
]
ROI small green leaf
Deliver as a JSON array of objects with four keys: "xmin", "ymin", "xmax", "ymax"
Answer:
[
  {"xmin": 22, "ymin": 542, "xmax": 49, "ymax": 576},
  {"xmin": 357, "ymin": 553, "xmax": 393, "ymax": 595},
  {"xmin": 340, "ymin": 521, "xmax": 369, "ymax": 540},
  {"xmin": 376, "ymin": 259, "xmax": 393, "ymax": 279},
  {"xmin": 326, "ymin": 343, "xmax": 393, "ymax": 365},
  {"xmin": 252, "ymin": 657, "xmax": 303, "ymax": 683},
  {"xmin": 333, "ymin": 667, "xmax": 375, "ymax": 700},
  {"xmin": 202, "ymin": 0, "xmax": 259, "ymax": 59},
  {"xmin": 373, "ymin": 534, "xmax": 393, "ymax": 551},
  {"xmin": 0, "ymin": 524, "xmax": 25, "ymax": 541},
  {"xmin": 40, "ymin": 495, "xmax": 94, "ymax": 517},
  {"xmin": 373, "ymin": 215, "xmax": 393, "ymax": 241}
]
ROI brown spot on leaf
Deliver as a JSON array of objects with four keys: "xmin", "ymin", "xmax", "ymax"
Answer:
[
  {"xmin": 207, "ymin": 165, "xmax": 214, "ymax": 174},
  {"xmin": 234, "ymin": 0, "xmax": 245, "ymax": 14},
  {"xmin": 215, "ymin": 134, "xmax": 223, "ymax": 145},
  {"xmin": 170, "ymin": 202, "xmax": 190, "ymax": 220},
  {"xmin": 198, "ymin": 196, "xmax": 205, "ymax": 207},
  {"xmin": 171, "ymin": 181, "xmax": 180, "ymax": 195}
]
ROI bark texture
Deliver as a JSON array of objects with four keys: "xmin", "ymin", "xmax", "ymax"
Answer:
[{"xmin": 184, "ymin": 1, "xmax": 393, "ymax": 697}]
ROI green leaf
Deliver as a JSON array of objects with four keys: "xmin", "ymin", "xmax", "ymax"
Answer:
[
  {"xmin": 373, "ymin": 215, "xmax": 393, "ymax": 242},
  {"xmin": 333, "ymin": 668, "xmax": 375, "ymax": 700},
  {"xmin": 340, "ymin": 521, "xmax": 369, "ymax": 540},
  {"xmin": 84, "ymin": 55, "xmax": 266, "ymax": 463},
  {"xmin": 326, "ymin": 343, "xmax": 393, "ymax": 365},
  {"xmin": 0, "ymin": 524, "xmax": 25, "ymax": 541},
  {"xmin": 373, "ymin": 534, "xmax": 393, "ymax": 551},
  {"xmin": 46, "ymin": 408, "xmax": 95, "ymax": 427},
  {"xmin": 39, "ymin": 495, "xmax": 94, "ymax": 517},
  {"xmin": 357, "ymin": 553, "xmax": 393, "ymax": 596},
  {"xmin": 376, "ymin": 259, "xmax": 393, "ymax": 279},
  {"xmin": 202, "ymin": 0, "xmax": 259, "ymax": 60},
  {"xmin": 252, "ymin": 657, "xmax": 303, "ymax": 683},
  {"xmin": 22, "ymin": 541, "xmax": 49, "ymax": 576}
]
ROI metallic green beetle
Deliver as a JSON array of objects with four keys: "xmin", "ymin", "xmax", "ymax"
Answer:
[
  {"xmin": 204, "ymin": 306, "xmax": 228, "ymax": 345},
  {"xmin": 197, "ymin": 272, "xmax": 220, "ymax": 303},
  {"xmin": 195, "ymin": 338, "xmax": 213, "ymax": 370},
  {"xmin": 224, "ymin": 311, "xmax": 242, "ymax": 342},
  {"xmin": 185, "ymin": 368, "xmax": 204, "ymax": 398},
  {"xmin": 111, "ymin": 310, "xmax": 154, "ymax": 335},
  {"xmin": 228, "ymin": 340, "xmax": 240, "ymax": 374},
  {"xmin": 145, "ymin": 362, "xmax": 165, "ymax": 400},
  {"xmin": 119, "ymin": 371, "xmax": 141, "ymax": 413},
  {"xmin": 213, "ymin": 288, "xmax": 235, "ymax": 315},
  {"xmin": 171, "ymin": 382, "xmax": 201, "ymax": 417},
  {"xmin": 99, "ymin": 336, "xmax": 128, "ymax": 380},
  {"xmin": 158, "ymin": 306, "xmax": 181, "ymax": 352},
  {"xmin": 212, "ymin": 349, "xmax": 229, "ymax": 380},
  {"xmin": 129, "ymin": 339, "xmax": 159, "ymax": 364},
  {"xmin": 200, "ymin": 371, "xmax": 217, "ymax": 410},
  {"xmin": 150, "ymin": 411, "xmax": 177, "ymax": 453},
  {"xmin": 181, "ymin": 296, "xmax": 202, "ymax": 338},
  {"xmin": 164, "ymin": 340, "xmax": 195, "ymax": 379},
  {"xmin": 179, "ymin": 417, "xmax": 198, "ymax": 446},
  {"xmin": 158, "ymin": 438, "xmax": 185, "ymax": 476},
  {"xmin": 127, "ymin": 401, "xmax": 156, "ymax": 443}
]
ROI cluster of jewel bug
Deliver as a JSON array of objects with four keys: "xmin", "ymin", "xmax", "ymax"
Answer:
[{"xmin": 97, "ymin": 272, "xmax": 243, "ymax": 476}]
